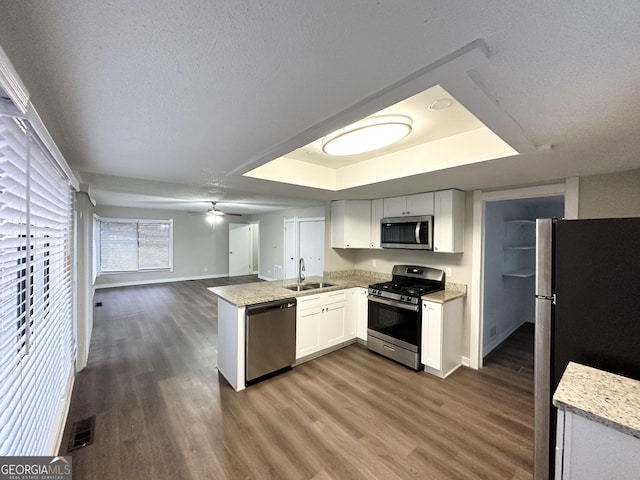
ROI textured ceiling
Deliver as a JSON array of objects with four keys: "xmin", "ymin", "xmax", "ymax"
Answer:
[{"xmin": 1, "ymin": 1, "xmax": 639, "ymax": 212}]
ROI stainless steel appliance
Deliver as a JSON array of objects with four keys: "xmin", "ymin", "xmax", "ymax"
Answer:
[
  {"xmin": 245, "ymin": 298, "xmax": 297, "ymax": 382},
  {"xmin": 368, "ymin": 265, "xmax": 445, "ymax": 370},
  {"xmin": 534, "ymin": 218, "xmax": 640, "ymax": 480},
  {"xmin": 380, "ymin": 215, "xmax": 433, "ymax": 250}
]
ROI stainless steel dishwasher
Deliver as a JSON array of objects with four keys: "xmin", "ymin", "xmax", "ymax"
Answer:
[{"xmin": 245, "ymin": 298, "xmax": 297, "ymax": 382}]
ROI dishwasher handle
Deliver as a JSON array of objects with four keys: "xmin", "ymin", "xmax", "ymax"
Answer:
[{"xmin": 246, "ymin": 298, "xmax": 297, "ymax": 316}]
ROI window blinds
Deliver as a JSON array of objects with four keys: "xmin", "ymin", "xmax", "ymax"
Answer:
[
  {"xmin": 0, "ymin": 113, "xmax": 74, "ymax": 455},
  {"xmin": 99, "ymin": 219, "xmax": 172, "ymax": 273}
]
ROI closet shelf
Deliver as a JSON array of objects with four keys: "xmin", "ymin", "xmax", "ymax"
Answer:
[
  {"xmin": 503, "ymin": 268, "xmax": 535, "ymax": 278},
  {"xmin": 504, "ymin": 219, "xmax": 535, "ymax": 225}
]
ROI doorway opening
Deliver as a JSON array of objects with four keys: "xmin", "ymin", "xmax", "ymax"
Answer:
[
  {"xmin": 482, "ymin": 195, "xmax": 564, "ymax": 358},
  {"xmin": 228, "ymin": 223, "xmax": 259, "ymax": 277}
]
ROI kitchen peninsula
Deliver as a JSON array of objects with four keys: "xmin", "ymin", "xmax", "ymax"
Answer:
[{"xmin": 208, "ymin": 271, "xmax": 466, "ymax": 391}]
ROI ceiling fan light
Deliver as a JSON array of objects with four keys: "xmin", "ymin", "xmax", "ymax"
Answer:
[{"xmin": 321, "ymin": 114, "xmax": 413, "ymax": 156}]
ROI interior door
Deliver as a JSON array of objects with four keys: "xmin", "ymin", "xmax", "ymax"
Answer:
[
  {"xmin": 228, "ymin": 223, "xmax": 251, "ymax": 276},
  {"xmin": 298, "ymin": 219, "xmax": 324, "ymax": 277},
  {"xmin": 284, "ymin": 219, "xmax": 297, "ymax": 280}
]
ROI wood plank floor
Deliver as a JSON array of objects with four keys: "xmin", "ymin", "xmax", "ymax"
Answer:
[{"xmin": 60, "ymin": 278, "xmax": 534, "ymax": 479}]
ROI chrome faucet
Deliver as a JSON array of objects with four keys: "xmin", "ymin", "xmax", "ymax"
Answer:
[{"xmin": 298, "ymin": 258, "xmax": 305, "ymax": 284}]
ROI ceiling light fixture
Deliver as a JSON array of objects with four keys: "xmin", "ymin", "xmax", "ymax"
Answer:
[{"xmin": 321, "ymin": 114, "xmax": 413, "ymax": 156}]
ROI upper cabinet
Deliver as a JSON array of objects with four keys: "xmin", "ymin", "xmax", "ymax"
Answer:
[
  {"xmin": 433, "ymin": 189, "xmax": 465, "ymax": 253},
  {"xmin": 331, "ymin": 200, "xmax": 371, "ymax": 249},
  {"xmin": 370, "ymin": 199, "xmax": 383, "ymax": 249},
  {"xmin": 331, "ymin": 189, "xmax": 464, "ymax": 252},
  {"xmin": 383, "ymin": 192, "xmax": 434, "ymax": 217}
]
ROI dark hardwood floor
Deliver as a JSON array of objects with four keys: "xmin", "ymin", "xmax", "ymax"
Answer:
[{"xmin": 60, "ymin": 278, "xmax": 534, "ymax": 479}]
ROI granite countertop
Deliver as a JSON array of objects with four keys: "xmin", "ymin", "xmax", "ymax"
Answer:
[
  {"xmin": 421, "ymin": 284, "xmax": 466, "ymax": 304},
  {"xmin": 553, "ymin": 362, "xmax": 640, "ymax": 440},
  {"xmin": 207, "ymin": 272, "xmax": 384, "ymax": 307},
  {"xmin": 208, "ymin": 270, "xmax": 467, "ymax": 307}
]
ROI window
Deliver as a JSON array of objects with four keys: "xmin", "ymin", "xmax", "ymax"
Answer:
[
  {"xmin": 98, "ymin": 218, "xmax": 173, "ymax": 274},
  {"xmin": 0, "ymin": 113, "xmax": 74, "ymax": 455}
]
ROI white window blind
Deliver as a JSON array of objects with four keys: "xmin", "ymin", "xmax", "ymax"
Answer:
[
  {"xmin": 0, "ymin": 113, "xmax": 73, "ymax": 455},
  {"xmin": 98, "ymin": 218, "xmax": 172, "ymax": 274}
]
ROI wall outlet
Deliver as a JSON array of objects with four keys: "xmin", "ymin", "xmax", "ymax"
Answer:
[
  {"xmin": 445, "ymin": 267, "xmax": 452, "ymax": 277},
  {"xmin": 490, "ymin": 325, "xmax": 497, "ymax": 338},
  {"xmin": 204, "ymin": 267, "xmax": 208, "ymax": 272},
  {"xmin": 372, "ymin": 259, "xmax": 377, "ymax": 267}
]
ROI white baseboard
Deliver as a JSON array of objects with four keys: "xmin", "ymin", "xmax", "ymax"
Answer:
[
  {"xmin": 461, "ymin": 356, "xmax": 470, "ymax": 367},
  {"xmin": 483, "ymin": 319, "xmax": 527, "ymax": 357},
  {"xmin": 95, "ymin": 273, "xmax": 229, "ymax": 289},
  {"xmin": 50, "ymin": 366, "xmax": 75, "ymax": 455}
]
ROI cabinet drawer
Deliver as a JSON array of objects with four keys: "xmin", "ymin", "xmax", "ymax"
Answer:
[
  {"xmin": 324, "ymin": 290, "xmax": 347, "ymax": 304},
  {"xmin": 296, "ymin": 293, "xmax": 323, "ymax": 310}
]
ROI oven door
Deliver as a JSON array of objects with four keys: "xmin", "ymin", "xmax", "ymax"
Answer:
[{"xmin": 367, "ymin": 296, "xmax": 420, "ymax": 352}]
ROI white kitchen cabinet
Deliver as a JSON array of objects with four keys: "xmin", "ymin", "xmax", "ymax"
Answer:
[
  {"xmin": 555, "ymin": 409, "xmax": 640, "ymax": 480},
  {"xmin": 421, "ymin": 297, "xmax": 463, "ymax": 378},
  {"xmin": 353, "ymin": 287, "xmax": 369, "ymax": 341},
  {"xmin": 433, "ymin": 189, "xmax": 465, "ymax": 253},
  {"xmin": 383, "ymin": 192, "xmax": 434, "ymax": 217},
  {"xmin": 370, "ymin": 198, "xmax": 383, "ymax": 248},
  {"xmin": 331, "ymin": 200, "xmax": 371, "ymax": 248},
  {"xmin": 296, "ymin": 289, "xmax": 353, "ymax": 360}
]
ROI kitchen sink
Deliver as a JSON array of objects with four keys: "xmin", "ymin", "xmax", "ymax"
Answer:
[{"xmin": 284, "ymin": 282, "xmax": 335, "ymax": 292}]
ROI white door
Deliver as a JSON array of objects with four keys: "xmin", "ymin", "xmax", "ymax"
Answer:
[
  {"xmin": 284, "ymin": 219, "xmax": 297, "ymax": 280},
  {"xmin": 228, "ymin": 223, "xmax": 252, "ymax": 276},
  {"xmin": 299, "ymin": 219, "xmax": 324, "ymax": 277}
]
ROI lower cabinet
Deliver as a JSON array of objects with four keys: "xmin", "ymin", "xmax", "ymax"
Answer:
[
  {"xmin": 354, "ymin": 287, "xmax": 369, "ymax": 341},
  {"xmin": 421, "ymin": 297, "xmax": 463, "ymax": 378},
  {"xmin": 296, "ymin": 289, "xmax": 356, "ymax": 360},
  {"xmin": 555, "ymin": 409, "xmax": 640, "ymax": 480}
]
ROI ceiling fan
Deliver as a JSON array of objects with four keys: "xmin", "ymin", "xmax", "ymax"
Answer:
[{"xmin": 193, "ymin": 202, "xmax": 242, "ymax": 217}]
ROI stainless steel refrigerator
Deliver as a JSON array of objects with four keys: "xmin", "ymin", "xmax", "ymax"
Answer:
[{"xmin": 534, "ymin": 217, "xmax": 640, "ymax": 480}]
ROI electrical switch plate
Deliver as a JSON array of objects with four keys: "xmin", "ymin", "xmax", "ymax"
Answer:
[
  {"xmin": 372, "ymin": 259, "xmax": 377, "ymax": 267},
  {"xmin": 445, "ymin": 267, "xmax": 452, "ymax": 277}
]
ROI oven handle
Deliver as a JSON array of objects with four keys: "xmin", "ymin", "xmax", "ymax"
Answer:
[{"xmin": 368, "ymin": 295, "xmax": 420, "ymax": 312}]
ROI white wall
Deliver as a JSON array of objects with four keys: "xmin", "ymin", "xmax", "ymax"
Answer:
[
  {"xmin": 94, "ymin": 205, "xmax": 234, "ymax": 287},
  {"xmin": 74, "ymin": 191, "xmax": 95, "ymax": 370},
  {"xmin": 579, "ymin": 168, "xmax": 640, "ymax": 218},
  {"xmin": 250, "ymin": 205, "xmax": 325, "ymax": 280}
]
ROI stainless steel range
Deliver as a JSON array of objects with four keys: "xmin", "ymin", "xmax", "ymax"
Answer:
[{"xmin": 367, "ymin": 265, "xmax": 445, "ymax": 370}]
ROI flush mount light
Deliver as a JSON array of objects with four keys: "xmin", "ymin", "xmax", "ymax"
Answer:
[{"xmin": 321, "ymin": 114, "xmax": 413, "ymax": 156}]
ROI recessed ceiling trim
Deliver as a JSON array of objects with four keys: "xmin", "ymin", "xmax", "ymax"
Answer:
[{"xmin": 230, "ymin": 39, "xmax": 495, "ymax": 177}]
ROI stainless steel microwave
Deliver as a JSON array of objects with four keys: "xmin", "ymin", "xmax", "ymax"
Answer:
[{"xmin": 380, "ymin": 215, "xmax": 433, "ymax": 250}]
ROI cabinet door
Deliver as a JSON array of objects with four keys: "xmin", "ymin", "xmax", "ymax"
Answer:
[
  {"xmin": 406, "ymin": 192, "xmax": 434, "ymax": 216},
  {"xmin": 296, "ymin": 307, "xmax": 323, "ymax": 359},
  {"xmin": 356, "ymin": 287, "xmax": 369, "ymax": 341},
  {"xmin": 383, "ymin": 196, "xmax": 407, "ymax": 217},
  {"xmin": 433, "ymin": 189, "xmax": 464, "ymax": 253},
  {"xmin": 345, "ymin": 289, "xmax": 357, "ymax": 340},
  {"xmin": 323, "ymin": 302, "xmax": 347, "ymax": 347},
  {"xmin": 370, "ymin": 199, "xmax": 383, "ymax": 248},
  {"xmin": 331, "ymin": 200, "xmax": 371, "ymax": 248},
  {"xmin": 422, "ymin": 301, "xmax": 443, "ymax": 370}
]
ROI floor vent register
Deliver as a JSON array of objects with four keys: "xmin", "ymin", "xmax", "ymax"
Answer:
[{"xmin": 68, "ymin": 416, "xmax": 96, "ymax": 451}]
